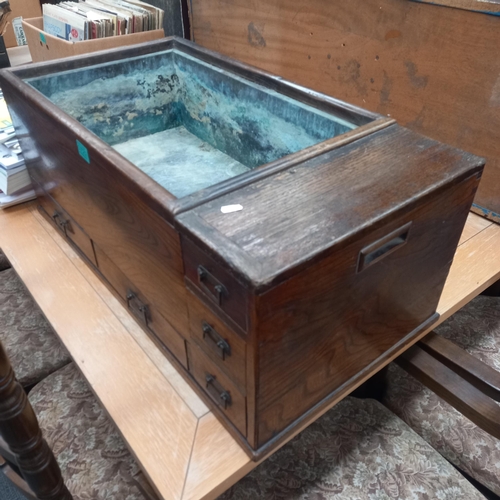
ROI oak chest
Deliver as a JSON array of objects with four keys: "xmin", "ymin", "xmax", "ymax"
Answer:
[{"xmin": 0, "ymin": 38, "xmax": 484, "ymax": 458}]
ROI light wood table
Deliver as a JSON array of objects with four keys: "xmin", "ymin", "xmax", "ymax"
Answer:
[{"xmin": 0, "ymin": 203, "xmax": 499, "ymax": 500}]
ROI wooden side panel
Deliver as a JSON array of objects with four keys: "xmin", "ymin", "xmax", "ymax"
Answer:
[
  {"xmin": 3, "ymin": 85, "xmax": 189, "ymax": 340},
  {"xmin": 191, "ymin": 0, "xmax": 500, "ymax": 219},
  {"xmin": 254, "ymin": 173, "xmax": 479, "ymax": 445}
]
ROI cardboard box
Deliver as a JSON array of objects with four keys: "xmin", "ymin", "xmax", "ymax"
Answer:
[
  {"xmin": 3, "ymin": 0, "xmax": 42, "ymax": 48},
  {"xmin": 23, "ymin": 17, "xmax": 165, "ymax": 63}
]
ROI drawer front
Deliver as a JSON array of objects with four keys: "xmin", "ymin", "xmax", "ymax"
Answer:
[
  {"xmin": 188, "ymin": 342, "xmax": 246, "ymax": 437},
  {"xmin": 94, "ymin": 244, "xmax": 187, "ymax": 368},
  {"xmin": 36, "ymin": 186, "xmax": 97, "ymax": 267},
  {"xmin": 182, "ymin": 237, "xmax": 248, "ymax": 331},
  {"xmin": 187, "ymin": 293, "xmax": 246, "ymax": 391}
]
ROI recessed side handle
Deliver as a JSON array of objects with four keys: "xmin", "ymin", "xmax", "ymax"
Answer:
[{"xmin": 357, "ymin": 222, "xmax": 412, "ymax": 273}]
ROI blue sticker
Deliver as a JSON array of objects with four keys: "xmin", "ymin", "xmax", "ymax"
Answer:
[
  {"xmin": 40, "ymin": 32, "xmax": 46, "ymax": 44},
  {"xmin": 76, "ymin": 140, "xmax": 90, "ymax": 164}
]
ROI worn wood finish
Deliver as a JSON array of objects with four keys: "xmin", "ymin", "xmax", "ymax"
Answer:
[
  {"xmin": 177, "ymin": 125, "xmax": 482, "ymax": 452},
  {"xmin": 254, "ymin": 174, "xmax": 477, "ymax": 445},
  {"xmin": 0, "ymin": 341, "xmax": 72, "ymax": 500},
  {"xmin": 183, "ymin": 238, "xmax": 249, "ymax": 332},
  {"xmin": 172, "ymin": 117, "xmax": 395, "ymax": 215},
  {"xmin": 181, "ymin": 126, "xmax": 481, "ymax": 289},
  {"xmin": 419, "ymin": 332, "xmax": 500, "ymax": 401},
  {"xmin": 397, "ymin": 344, "xmax": 500, "ymax": 439},
  {"xmin": 0, "ymin": 38, "xmax": 484, "ymax": 458},
  {"xmin": 191, "ymin": 0, "xmax": 500, "ymax": 222}
]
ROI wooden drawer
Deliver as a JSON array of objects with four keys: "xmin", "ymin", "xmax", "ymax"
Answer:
[
  {"xmin": 187, "ymin": 342, "xmax": 247, "ymax": 437},
  {"xmin": 94, "ymin": 244, "xmax": 187, "ymax": 368},
  {"xmin": 182, "ymin": 237, "xmax": 248, "ymax": 331},
  {"xmin": 187, "ymin": 292, "xmax": 246, "ymax": 392},
  {"xmin": 36, "ymin": 186, "xmax": 97, "ymax": 267}
]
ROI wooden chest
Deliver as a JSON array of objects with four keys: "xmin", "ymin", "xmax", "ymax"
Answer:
[{"xmin": 0, "ymin": 38, "xmax": 484, "ymax": 458}]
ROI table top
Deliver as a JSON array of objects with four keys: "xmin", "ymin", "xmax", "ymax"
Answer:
[{"xmin": 1, "ymin": 202, "xmax": 499, "ymax": 500}]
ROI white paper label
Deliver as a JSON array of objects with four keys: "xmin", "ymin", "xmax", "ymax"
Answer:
[
  {"xmin": 220, "ymin": 204, "xmax": 243, "ymax": 214},
  {"xmin": 12, "ymin": 18, "xmax": 27, "ymax": 47}
]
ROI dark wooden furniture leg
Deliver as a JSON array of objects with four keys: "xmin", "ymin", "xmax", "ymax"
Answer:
[
  {"xmin": 0, "ymin": 341, "xmax": 72, "ymax": 500},
  {"xmin": 396, "ymin": 331, "xmax": 500, "ymax": 439}
]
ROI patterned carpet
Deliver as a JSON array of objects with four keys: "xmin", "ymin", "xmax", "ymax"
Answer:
[{"xmin": 0, "ymin": 471, "xmax": 28, "ymax": 500}]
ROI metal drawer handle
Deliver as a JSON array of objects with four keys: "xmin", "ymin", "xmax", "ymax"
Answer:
[
  {"xmin": 126, "ymin": 290, "xmax": 151, "ymax": 327},
  {"xmin": 197, "ymin": 265, "xmax": 227, "ymax": 306},
  {"xmin": 205, "ymin": 374, "xmax": 232, "ymax": 410},
  {"xmin": 51, "ymin": 211, "xmax": 69, "ymax": 237},
  {"xmin": 202, "ymin": 322, "xmax": 231, "ymax": 360}
]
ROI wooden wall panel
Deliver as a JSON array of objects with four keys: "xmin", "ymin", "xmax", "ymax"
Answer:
[{"xmin": 191, "ymin": 0, "xmax": 500, "ymax": 221}]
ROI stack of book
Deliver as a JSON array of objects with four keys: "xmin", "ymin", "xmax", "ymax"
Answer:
[
  {"xmin": 0, "ymin": 91, "xmax": 35, "ymax": 209},
  {"xmin": 42, "ymin": 0, "xmax": 164, "ymax": 41}
]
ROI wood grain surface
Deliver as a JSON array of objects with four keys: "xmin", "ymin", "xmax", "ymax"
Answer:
[
  {"xmin": 1, "ymin": 206, "xmax": 499, "ymax": 499},
  {"xmin": 177, "ymin": 122, "xmax": 483, "ymax": 454},
  {"xmin": 179, "ymin": 126, "xmax": 483, "ymax": 290},
  {"xmin": 191, "ymin": 0, "xmax": 500, "ymax": 220},
  {"xmin": 458, "ymin": 212, "xmax": 492, "ymax": 245},
  {"xmin": 436, "ymin": 221, "xmax": 500, "ymax": 321},
  {"xmin": 182, "ymin": 413, "xmax": 254, "ymax": 500},
  {"xmin": 254, "ymin": 174, "xmax": 477, "ymax": 445}
]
